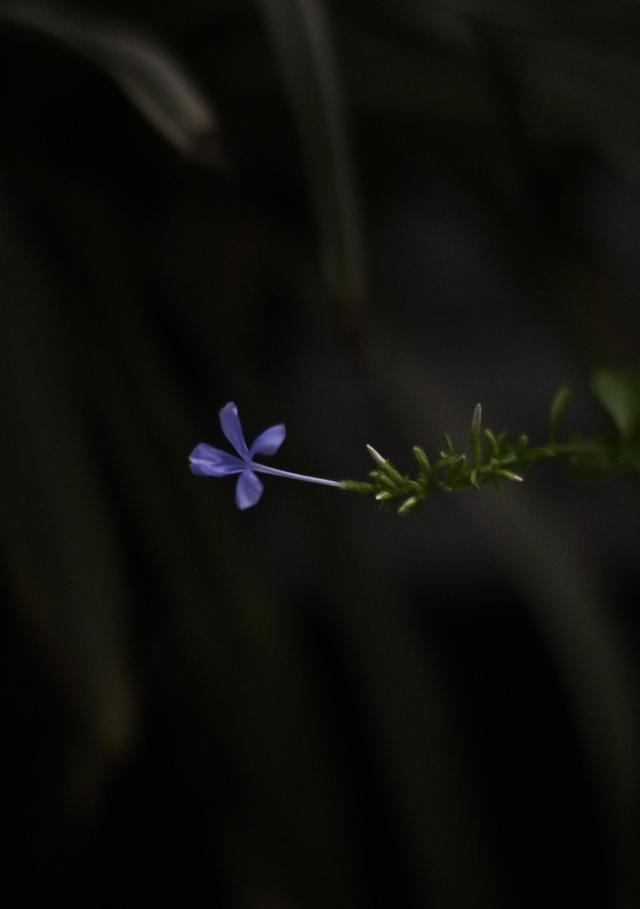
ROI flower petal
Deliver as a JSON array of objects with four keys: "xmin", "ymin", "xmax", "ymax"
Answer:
[
  {"xmin": 189, "ymin": 443, "xmax": 245, "ymax": 477},
  {"xmin": 235, "ymin": 469, "xmax": 264, "ymax": 509},
  {"xmin": 249, "ymin": 423, "xmax": 286, "ymax": 458},
  {"xmin": 219, "ymin": 402, "xmax": 250, "ymax": 458}
]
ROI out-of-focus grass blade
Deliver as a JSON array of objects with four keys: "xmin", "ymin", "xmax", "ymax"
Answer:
[
  {"xmin": 388, "ymin": 351, "xmax": 640, "ymax": 909},
  {"xmin": 0, "ymin": 203, "xmax": 137, "ymax": 767},
  {"xmin": 256, "ymin": 0, "xmax": 365, "ymax": 329},
  {"xmin": 386, "ymin": 1, "xmax": 640, "ymax": 178},
  {"xmin": 482, "ymin": 494, "xmax": 640, "ymax": 909},
  {"xmin": 0, "ymin": 1, "xmax": 224, "ymax": 166},
  {"xmin": 316, "ymin": 530, "xmax": 502, "ymax": 908}
]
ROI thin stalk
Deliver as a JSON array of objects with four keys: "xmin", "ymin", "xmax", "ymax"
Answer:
[{"xmin": 250, "ymin": 461, "xmax": 342, "ymax": 488}]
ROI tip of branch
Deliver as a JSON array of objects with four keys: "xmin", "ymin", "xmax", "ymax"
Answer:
[
  {"xmin": 366, "ymin": 443, "xmax": 386, "ymax": 466},
  {"xmin": 471, "ymin": 402, "xmax": 482, "ymax": 436}
]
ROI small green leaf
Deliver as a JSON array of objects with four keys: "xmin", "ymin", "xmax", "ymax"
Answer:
[
  {"xmin": 383, "ymin": 463, "xmax": 406, "ymax": 485},
  {"xmin": 484, "ymin": 429, "xmax": 500, "ymax": 458},
  {"xmin": 494, "ymin": 469, "xmax": 524, "ymax": 483},
  {"xmin": 412, "ymin": 446, "xmax": 431, "ymax": 473},
  {"xmin": 549, "ymin": 386, "xmax": 573, "ymax": 442},
  {"xmin": 366, "ymin": 444, "xmax": 387, "ymax": 467},
  {"xmin": 366, "ymin": 444, "xmax": 406, "ymax": 485},
  {"xmin": 591, "ymin": 370, "xmax": 640, "ymax": 440},
  {"xmin": 376, "ymin": 474, "xmax": 399, "ymax": 492},
  {"xmin": 397, "ymin": 495, "xmax": 419, "ymax": 515}
]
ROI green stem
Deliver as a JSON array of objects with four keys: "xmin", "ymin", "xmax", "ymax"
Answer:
[{"xmin": 342, "ymin": 432, "xmax": 636, "ymax": 515}]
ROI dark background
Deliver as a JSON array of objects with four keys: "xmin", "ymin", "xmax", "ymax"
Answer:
[{"xmin": 1, "ymin": 2, "xmax": 639, "ymax": 907}]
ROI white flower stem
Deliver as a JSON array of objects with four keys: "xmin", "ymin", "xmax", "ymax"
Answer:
[{"xmin": 250, "ymin": 462, "xmax": 342, "ymax": 488}]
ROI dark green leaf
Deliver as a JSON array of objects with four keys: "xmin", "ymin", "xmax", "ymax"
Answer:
[{"xmin": 591, "ymin": 370, "xmax": 640, "ymax": 440}]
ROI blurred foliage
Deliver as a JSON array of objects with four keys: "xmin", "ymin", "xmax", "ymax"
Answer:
[
  {"xmin": 1, "ymin": 2, "xmax": 639, "ymax": 908},
  {"xmin": 0, "ymin": 1, "xmax": 223, "ymax": 165},
  {"xmin": 592, "ymin": 369, "xmax": 640, "ymax": 441}
]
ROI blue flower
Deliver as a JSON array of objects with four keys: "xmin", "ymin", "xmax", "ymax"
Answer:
[{"xmin": 189, "ymin": 402, "xmax": 340, "ymax": 509}]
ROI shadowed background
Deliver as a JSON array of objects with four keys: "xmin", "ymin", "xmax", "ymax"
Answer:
[{"xmin": 1, "ymin": 1, "xmax": 639, "ymax": 907}]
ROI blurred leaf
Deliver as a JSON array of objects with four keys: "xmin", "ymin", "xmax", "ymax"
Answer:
[
  {"xmin": 315, "ymin": 528, "xmax": 502, "ymax": 909},
  {"xmin": 256, "ymin": 0, "xmax": 365, "ymax": 326},
  {"xmin": 383, "ymin": 1, "xmax": 640, "ymax": 180},
  {"xmin": 0, "ymin": 1, "xmax": 224, "ymax": 166},
  {"xmin": 0, "ymin": 211, "xmax": 137, "ymax": 759},
  {"xmin": 591, "ymin": 369, "xmax": 640, "ymax": 439},
  {"xmin": 549, "ymin": 384, "xmax": 572, "ymax": 442}
]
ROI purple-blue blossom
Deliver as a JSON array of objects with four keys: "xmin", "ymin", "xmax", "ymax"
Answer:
[{"xmin": 189, "ymin": 402, "xmax": 341, "ymax": 509}]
